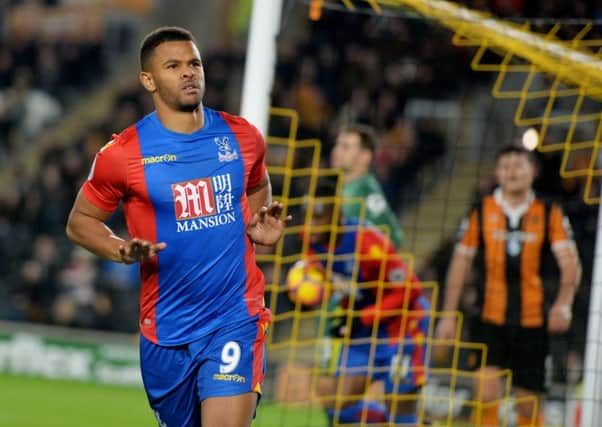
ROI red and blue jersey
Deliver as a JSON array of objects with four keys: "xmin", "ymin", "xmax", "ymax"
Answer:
[
  {"xmin": 308, "ymin": 219, "xmax": 427, "ymax": 341},
  {"xmin": 82, "ymin": 107, "xmax": 268, "ymax": 346}
]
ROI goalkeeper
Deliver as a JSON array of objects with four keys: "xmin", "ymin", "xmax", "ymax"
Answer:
[
  {"xmin": 304, "ymin": 181, "xmax": 430, "ymax": 426},
  {"xmin": 330, "ymin": 124, "xmax": 404, "ymax": 249}
]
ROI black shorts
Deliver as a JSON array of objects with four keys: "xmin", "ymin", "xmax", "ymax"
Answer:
[{"xmin": 470, "ymin": 320, "xmax": 549, "ymax": 393}]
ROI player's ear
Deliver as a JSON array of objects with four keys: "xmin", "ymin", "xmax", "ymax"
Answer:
[
  {"xmin": 139, "ymin": 71, "xmax": 156, "ymax": 93},
  {"xmin": 360, "ymin": 148, "xmax": 372, "ymax": 169}
]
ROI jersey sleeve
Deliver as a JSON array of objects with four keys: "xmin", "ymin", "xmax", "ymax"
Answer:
[
  {"xmin": 365, "ymin": 193, "xmax": 404, "ymax": 248},
  {"xmin": 81, "ymin": 138, "xmax": 127, "ymax": 212},
  {"xmin": 247, "ymin": 125, "xmax": 267, "ymax": 190},
  {"xmin": 455, "ymin": 207, "xmax": 480, "ymax": 255},
  {"xmin": 365, "ymin": 192, "xmax": 389, "ymax": 221},
  {"xmin": 346, "ymin": 176, "xmax": 404, "ymax": 249},
  {"xmin": 548, "ymin": 203, "xmax": 575, "ymax": 251},
  {"xmin": 345, "ymin": 177, "xmax": 386, "ymax": 223},
  {"xmin": 356, "ymin": 229, "xmax": 422, "ymax": 326}
]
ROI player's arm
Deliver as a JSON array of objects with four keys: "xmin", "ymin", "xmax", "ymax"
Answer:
[
  {"xmin": 436, "ymin": 209, "xmax": 479, "ymax": 341},
  {"xmin": 247, "ymin": 173, "xmax": 271, "ymax": 215},
  {"xmin": 351, "ymin": 231, "xmax": 415, "ymax": 325},
  {"xmin": 548, "ymin": 205, "xmax": 582, "ymax": 333},
  {"xmin": 549, "ymin": 243, "xmax": 581, "ymax": 331},
  {"xmin": 66, "ymin": 192, "xmax": 125, "ymax": 262},
  {"xmin": 332, "ymin": 232, "xmax": 423, "ymax": 337},
  {"xmin": 552, "ymin": 245, "xmax": 581, "ymax": 306},
  {"xmin": 66, "ymin": 193, "xmax": 166, "ymax": 264},
  {"xmin": 328, "ymin": 231, "xmax": 415, "ymax": 337},
  {"xmin": 245, "ymin": 125, "xmax": 291, "ymax": 246},
  {"xmin": 66, "ymin": 139, "xmax": 165, "ymax": 264},
  {"xmin": 359, "ymin": 273, "xmax": 423, "ymax": 326},
  {"xmin": 441, "ymin": 249, "xmax": 475, "ymax": 312},
  {"xmin": 245, "ymin": 125, "xmax": 272, "ymax": 215},
  {"xmin": 246, "ymin": 172, "xmax": 292, "ymax": 246}
]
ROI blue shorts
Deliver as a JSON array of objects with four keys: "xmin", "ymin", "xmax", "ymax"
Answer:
[
  {"xmin": 140, "ymin": 309, "xmax": 270, "ymax": 427},
  {"xmin": 332, "ymin": 296, "xmax": 431, "ymax": 395},
  {"xmin": 335, "ymin": 336, "xmax": 427, "ymax": 394}
]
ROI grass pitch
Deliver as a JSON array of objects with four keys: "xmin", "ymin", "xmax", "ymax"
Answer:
[
  {"xmin": 0, "ymin": 373, "xmax": 470, "ymax": 426},
  {"xmin": 0, "ymin": 373, "xmax": 327, "ymax": 427}
]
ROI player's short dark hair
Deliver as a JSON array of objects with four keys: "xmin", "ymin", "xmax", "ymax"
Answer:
[
  {"xmin": 139, "ymin": 26, "xmax": 197, "ymax": 71},
  {"xmin": 339, "ymin": 123, "xmax": 377, "ymax": 153},
  {"xmin": 495, "ymin": 144, "xmax": 536, "ymax": 164}
]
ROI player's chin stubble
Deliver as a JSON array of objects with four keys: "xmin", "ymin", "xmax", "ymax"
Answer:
[{"xmin": 176, "ymin": 94, "xmax": 203, "ymax": 112}]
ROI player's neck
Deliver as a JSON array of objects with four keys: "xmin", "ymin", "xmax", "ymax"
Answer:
[
  {"xmin": 500, "ymin": 188, "xmax": 531, "ymax": 208},
  {"xmin": 344, "ymin": 169, "xmax": 367, "ymax": 183},
  {"xmin": 155, "ymin": 104, "xmax": 205, "ymax": 134}
]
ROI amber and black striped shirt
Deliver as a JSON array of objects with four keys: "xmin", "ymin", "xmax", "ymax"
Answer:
[{"xmin": 456, "ymin": 189, "xmax": 574, "ymax": 328}]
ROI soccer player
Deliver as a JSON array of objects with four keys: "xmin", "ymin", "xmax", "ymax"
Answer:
[
  {"xmin": 306, "ymin": 181, "xmax": 430, "ymax": 426},
  {"xmin": 65, "ymin": 26, "xmax": 291, "ymax": 427},
  {"xmin": 330, "ymin": 124, "xmax": 404, "ymax": 249},
  {"xmin": 329, "ymin": 124, "xmax": 406, "ymax": 421},
  {"xmin": 435, "ymin": 145, "xmax": 581, "ymax": 427}
]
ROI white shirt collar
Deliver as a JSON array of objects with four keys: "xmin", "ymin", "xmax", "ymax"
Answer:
[{"xmin": 493, "ymin": 187, "xmax": 534, "ymax": 228}]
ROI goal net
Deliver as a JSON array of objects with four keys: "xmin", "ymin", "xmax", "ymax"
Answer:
[{"xmin": 253, "ymin": 1, "xmax": 602, "ymax": 426}]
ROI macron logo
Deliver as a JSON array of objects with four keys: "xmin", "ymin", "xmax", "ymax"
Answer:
[{"xmin": 141, "ymin": 154, "xmax": 177, "ymax": 165}]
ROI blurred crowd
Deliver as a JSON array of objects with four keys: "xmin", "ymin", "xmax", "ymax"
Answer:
[
  {"xmin": 0, "ymin": 0, "xmax": 149, "ymax": 331},
  {"xmin": 0, "ymin": 0, "xmax": 148, "ymax": 165},
  {"xmin": 0, "ymin": 0, "xmax": 110, "ymax": 164},
  {"xmin": 269, "ymin": 11, "xmax": 456, "ymax": 208},
  {"xmin": 0, "ymin": 1, "xmax": 599, "ymax": 390}
]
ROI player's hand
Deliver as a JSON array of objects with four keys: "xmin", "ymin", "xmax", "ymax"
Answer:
[
  {"xmin": 329, "ymin": 314, "xmax": 363, "ymax": 338},
  {"xmin": 548, "ymin": 302, "xmax": 572, "ymax": 334},
  {"xmin": 247, "ymin": 201, "xmax": 292, "ymax": 246},
  {"xmin": 434, "ymin": 317, "xmax": 457, "ymax": 342},
  {"xmin": 118, "ymin": 238, "xmax": 167, "ymax": 264},
  {"xmin": 433, "ymin": 317, "xmax": 457, "ymax": 361}
]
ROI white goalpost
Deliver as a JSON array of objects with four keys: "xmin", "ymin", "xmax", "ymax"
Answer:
[
  {"xmin": 240, "ymin": 0, "xmax": 283, "ymax": 137},
  {"xmin": 583, "ymin": 204, "xmax": 602, "ymax": 425}
]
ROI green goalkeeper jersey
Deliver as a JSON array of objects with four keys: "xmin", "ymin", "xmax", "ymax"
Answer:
[{"xmin": 342, "ymin": 173, "xmax": 404, "ymax": 249}]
